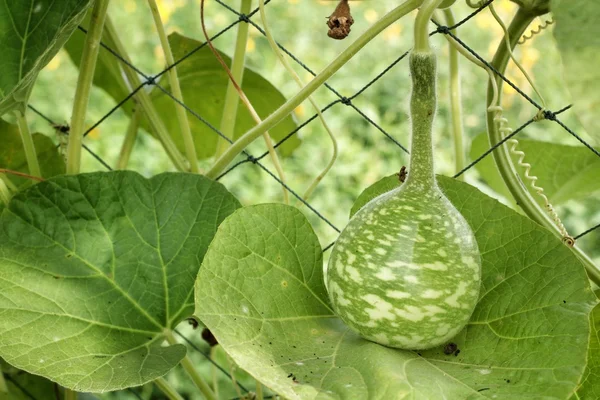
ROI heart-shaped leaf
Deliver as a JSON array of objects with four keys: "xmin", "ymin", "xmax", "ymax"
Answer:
[
  {"xmin": 196, "ymin": 178, "xmax": 596, "ymax": 399},
  {"xmin": 0, "ymin": 120, "xmax": 65, "ymax": 189},
  {"xmin": 0, "ymin": 171, "xmax": 241, "ymax": 392},
  {"xmin": 552, "ymin": 0, "xmax": 600, "ymax": 144},
  {"xmin": 470, "ymin": 133, "xmax": 600, "ymax": 205},
  {"xmin": 0, "ymin": 0, "xmax": 92, "ymax": 116}
]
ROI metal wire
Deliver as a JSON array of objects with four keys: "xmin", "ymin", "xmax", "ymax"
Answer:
[{"xmin": 16, "ymin": 1, "xmax": 600, "ymax": 399}]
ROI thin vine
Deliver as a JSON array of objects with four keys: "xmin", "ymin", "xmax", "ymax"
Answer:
[
  {"xmin": 200, "ymin": 0, "xmax": 289, "ymax": 204},
  {"xmin": 258, "ymin": 0, "xmax": 338, "ymax": 204}
]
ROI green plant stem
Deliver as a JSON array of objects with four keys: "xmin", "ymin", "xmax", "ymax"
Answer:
[
  {"xmin": 64, "ymin": 388, "xmax": 77, "ymax": 400},
  {"xmin": 205, "ymin": 0, "xmax": 422, "ymax": 179},
  {"xmin": 66, "ymin": 0, "xmax": 110, "ymax": 175},
  {"xmin": 147, "ymin": 0, "xmax": 199, "ymax": 173},
  {"xmin": 0, "ymin": 177, "xmax": 11, "ymax": 205},
  {"xmin": 258, "ymin": 0, "xmax": 338, "ymax": 204},
  {"xmin": 154, "ymin": 377, "xmax": 185, "ymax": 400},
  {"xmin": 116, "ymin": 107, "xmax": 141, "ymax": 169},
  {"xmin": 164, "ymin": 331, "xmax": 216, "ymax": 400},
  {"xmin": 487, "ymin": 8, "xmax": 600, "ymax": 284},
  {"xmin": 443, "ymin": 9, "xmax": 465, "ymax": 179},
  {"xmin": 413, "ymin": 0, "xmax": 445, "ymax": 52},
  {"xmin": 255, "ymin": 380, "xmax": 264, "ymax": 400},
  {"xmin": 103, "ymin": 17, "xmax": 188, "ymax": 172},
  {"xmin": 0, "ymin": 372, "xmax": 7, "ymax": 396},
  {"xmin": 216, "ymin": 0, "xmax": 253, "ymax": 157},
  {"xmin": 210, "ymin": 346, "xmax": 219, "ymax": 399},
  {"xmin": 15, "ymin": 110, "xmax": 41, "ymax": 177}
]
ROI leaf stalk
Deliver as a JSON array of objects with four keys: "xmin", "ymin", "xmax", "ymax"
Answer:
[
  {"xmin": 147, "ymin": 0, "xmax": 200, "ymax": 173},
  {"xmin": 66, "ymin": 0, "xmax": 110, "ymax": 174},
  {"xmin": 15, "ymin": 110, "xmax": 41, "ymax": 177}
]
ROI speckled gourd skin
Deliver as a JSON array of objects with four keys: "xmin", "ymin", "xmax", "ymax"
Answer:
[{"xmin": 326, "ymin": 53, "xmax": 481, "ymax": 350}]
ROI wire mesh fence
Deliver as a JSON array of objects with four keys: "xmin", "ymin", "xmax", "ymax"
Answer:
[{"xmin": 19, "ymin": 0, "xmax": 600, "ymax": 398}]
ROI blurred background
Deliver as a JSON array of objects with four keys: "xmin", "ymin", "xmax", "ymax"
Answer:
[{"xmin": 14, "ymin": 0, "xmax": 600, "ymax": 397}]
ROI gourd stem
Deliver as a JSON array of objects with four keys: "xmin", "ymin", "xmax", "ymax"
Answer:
[
  {"xmin": 15, "ymin": 110, "xmax": 41, "ymax": 178},
  {"xmin": 205, "ymin": 0, "xmax": 422, "ymax": 179},
  {"xmin": 67, "ymin": 0, "xmax": 110, "ymax": 175},
  {"xmin": 443, "ymin": 9, "xmax": 466, "ymax": 179},
  {"xmin": 216, "ymin": 0, "xmax": 253, "ymax": 157},
  {"xmin": 414, "ymin": 0, "xmax": 445, "ymax": 52},
  {"xmin": 154, "ymin": 377, "xmax": 185, "ymax": 400},
  {"xmin": 487, "ymin": 8, "xmax": 600, "ymax": 283},
  {"xmin": 405, "ymin": 53, "xmax": 437, "ymax": 188},
  {"xmin": 147, "ymin": 0, "xmax": 200, "ymax": 173}
]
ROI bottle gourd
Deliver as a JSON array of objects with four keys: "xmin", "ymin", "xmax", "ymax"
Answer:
[{"xmin": 326, "ymin": 50, "xmax": 482, "ymax": 350}]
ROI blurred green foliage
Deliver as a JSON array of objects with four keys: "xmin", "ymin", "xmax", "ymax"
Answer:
[{"xmin": 9, "ymin": 0, "xmax": 600, "ymax": 396}]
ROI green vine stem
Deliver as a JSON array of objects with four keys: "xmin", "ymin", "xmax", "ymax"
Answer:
[
  {"xmin": 487, "ymin": 8, "xmax": 600, "ymax": 283},
  {"xmin": 0, "ymin": 370, "xmax": 7, "ymax": 397},
  {"xmin": 443, "ymin": 9, "xmax": 466, "ymax": 179},
  {"xmin": 165, "ymin": 331, "xmax": 217, "ymax": 400},
  {"xmin": 209, "ymin": 346, "xmax": 219, "ymax": 399},
  {"xmin": 0, "ymin": 178, "xmax": 11, "ymax": 205},
  {"xmin": 64, "ymin": 388, "xmax": 77, "ymax": 400},
  {"xmin": 205, "ymin": 0, "xmax": 422, "ymax": 179},
  {"xmin": 15, "ymin": 110, "xmax": 41, "ymax": 177},
  {"xmin": 258, "ymin": 0, "xmax": 338, "ymax": 204},
  {"xmin": 103, "ymin": 17, "xmax": 189, "ymax": 172},
  {"xmin": 215, "ymin": 0, "xmax": 253, "ymax": 157},
  {"xmin": 154, "ymin": 377, "xmax": 185, "ymax": 400},
  {"xmin": 66, "ymin": 0, "xmax": 110, "ymax": 175},
  {"xmin": 255, "ymin": 380, "xmax": 264, "ymax": 400},
  {"xmin": 116, "ymin": 107, "xmax": 141, "ymax": 169},
  {"xmin": 147, "ymin": 0, "xmax": 199, "ymax": 173}
]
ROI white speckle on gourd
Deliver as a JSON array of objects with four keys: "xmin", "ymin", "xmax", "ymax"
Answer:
[
  {"xmin": 374, "ymin": 248, "xmax": 387, "ymax": 255},
  {"xmin": 405, "ymin": 275, "xmax": 419, "ymax": 284},
  {"xmin": 346, "ymin": 266, "xmax": 363, "ymax": 283},
  {"xmin": 375, "ymin": 268, "xmax": 395, "ymax": 281},
  {"xmin": 444, "ymin": 281, "xmax": 469, "ymax": 308},
  {"xmin": 363, "ymin": 294, "xmax": 396, "ymax": 321},
  {"xmin": 387, "ymin": 290, "xmax": 411, "ymax": 299},
  {"xmin": 418, "ymin": 214, "xmax": 432, "ymax": 220},
  {"xmin": 421, "ymin": 289, "xmax": 444, "ymax": 299}
]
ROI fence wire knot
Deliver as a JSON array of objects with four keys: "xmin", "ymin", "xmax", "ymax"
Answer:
[
  {"xmin": 340, "ymin": 96, "xmax": 352, "ymax": 105},
  {"xmin": 239, "ymin": 13, "xmax": 250, "ymax": 23},
  {"xmin": 145, "ymin": 75, "xmax": 157, "ymax": 86},
  {"xmin": 247, "ymin": 155, "xmax": 258, "ymax": 164},
  {"xmin": 436, "ymin": 25, "xmax": 450, "ymax": 35}
]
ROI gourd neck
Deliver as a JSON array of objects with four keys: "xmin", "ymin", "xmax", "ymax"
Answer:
[{"xmin": 404, "ymin": 51, "xmax": 438, "ymax": 190}]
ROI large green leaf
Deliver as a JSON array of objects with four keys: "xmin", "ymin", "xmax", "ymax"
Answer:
[
  {"xmin": 470, "ymin": 133, "xmax": 600, "ymax": 205},
  {"xmin": 0, "ymin": 0, "xmax": 92, "ymax": 116},
  {"xmin": 196, "ymin": 179, "xmax": 596, "ymax": 399},
  {"xmin": 572, "ymin": 303, "xmax": 600, "ymax": 399},
  {"xmin": 552, "ymin": 0, "xmax": 600, "ymax": 144},
  {"xmin": 0, "ymin": 171, "xmax": 241, "ymax": 392},
  {"xmin": 151, "ymin": 33, "xmax": 300, "ymax": 159},
  {"xmin": 0, "ymin": 120, "xmax": 65, "ymax": 189}
]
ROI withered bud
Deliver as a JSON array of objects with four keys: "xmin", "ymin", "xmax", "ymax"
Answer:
[{"xmin": 327, "ymin": 0, "xmax": 354, "ymax": 40}]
